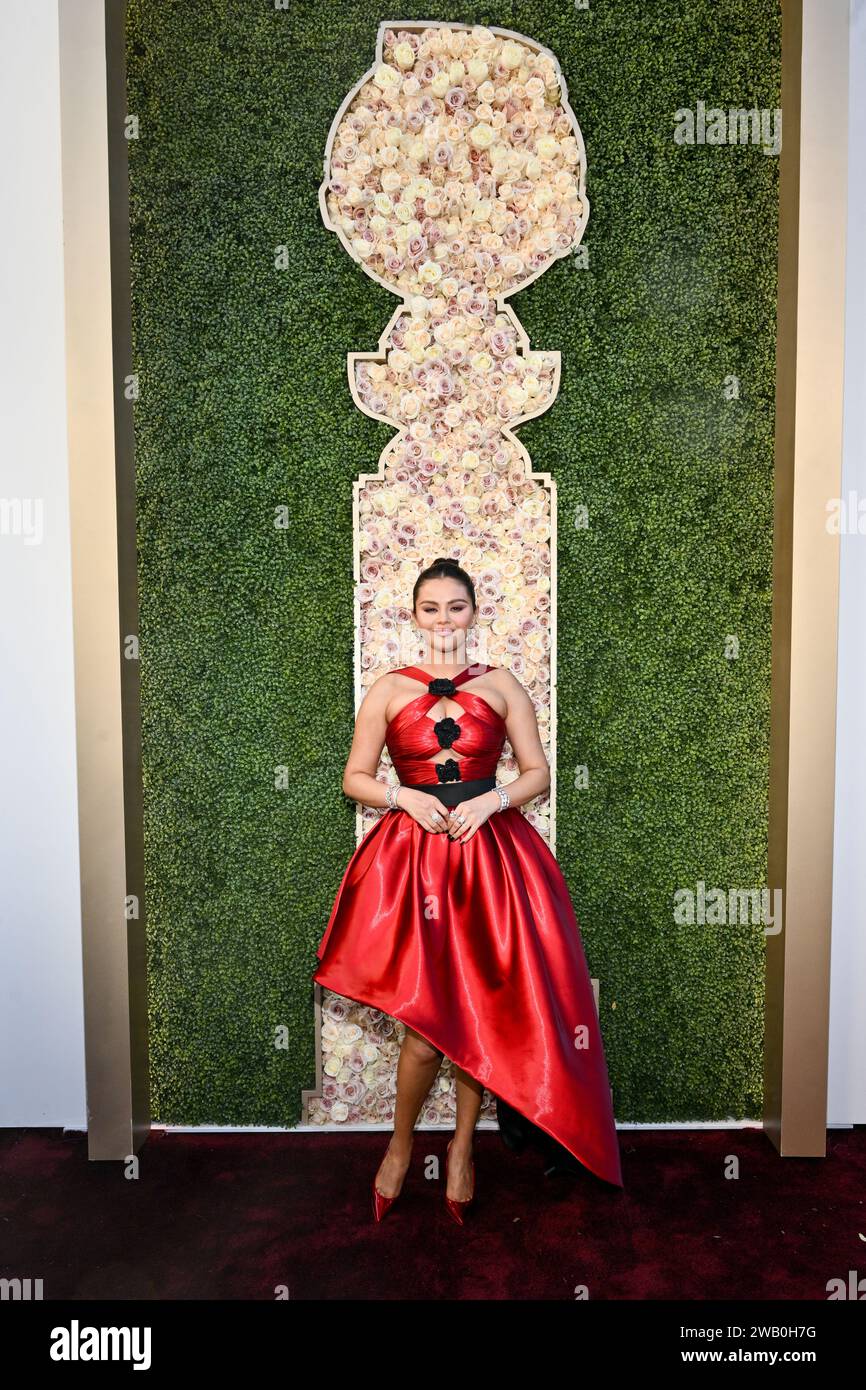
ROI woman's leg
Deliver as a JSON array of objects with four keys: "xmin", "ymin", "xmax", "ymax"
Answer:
[
  {"xmin": 448, "ymin": 1066, "xmax": 482, "ymax": 1200},
  {"xmin": 374, "ymin": 1025, "xmax": 443, "ymax": 1198}
]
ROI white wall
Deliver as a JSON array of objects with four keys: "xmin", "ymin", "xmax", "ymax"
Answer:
[
  {"xmin": 828, "ymin": 0, "xmax": 866, "ymax": 1126},
  {"xmin": 0, "ymin": 1, "xmax": 86, "ymax": 1126}
]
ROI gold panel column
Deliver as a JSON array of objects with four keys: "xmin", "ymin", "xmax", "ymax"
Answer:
[
  {"xmin": 59, "ymin": 0, "xmax": 149, "ymax": 1158},
  {"xmin": 765, "ymin": 0, "xmax": 849, "ymax": 1155}
]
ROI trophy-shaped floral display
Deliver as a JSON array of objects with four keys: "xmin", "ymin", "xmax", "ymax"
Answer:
[{"xmin": 305, "ymin": 21, "xmax": 590, "ymax": 1136}]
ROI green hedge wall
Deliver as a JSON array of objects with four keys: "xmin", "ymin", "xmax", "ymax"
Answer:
[{"xmin": 127, "ymin": 0, "xmax": 779, "ymax": 1124}]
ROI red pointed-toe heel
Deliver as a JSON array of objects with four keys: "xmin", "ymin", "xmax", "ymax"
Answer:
[
  {"xmin": 372, "ymin": 1142, "xmax": 405, "ymax": 1223},
  {"xmin": 444, "ymin": 1138, "xmax": 475, "ymax": 1225}
]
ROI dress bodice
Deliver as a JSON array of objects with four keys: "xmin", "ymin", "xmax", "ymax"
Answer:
[{"xmin": 385, "ymin": 664, "xmax": 506, "ymax": 786}]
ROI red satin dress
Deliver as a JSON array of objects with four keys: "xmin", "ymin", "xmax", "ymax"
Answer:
[{"xmin": 312, "ymin": 664, "xmax": 623, "ymax": 1188}]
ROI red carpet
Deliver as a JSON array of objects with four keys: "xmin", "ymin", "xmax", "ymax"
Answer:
[{"xmin": 1, "ymin": 1126, "xmax": 863, "ymax": 1300}]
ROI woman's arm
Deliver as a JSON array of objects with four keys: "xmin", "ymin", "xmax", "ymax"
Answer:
[
  {"xmin": 484, "ymin": 669, "xmax": 551, "ymax": 812},
  {"xmin": 341, "ymin": 675, "xmax": 393, "ymax": 809}
]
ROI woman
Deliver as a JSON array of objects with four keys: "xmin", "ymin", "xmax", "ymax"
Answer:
[{"xmin": 312, "ymin": 557, "xmax": 624, "ymax": 1221}]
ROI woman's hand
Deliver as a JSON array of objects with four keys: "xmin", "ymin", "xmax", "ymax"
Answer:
[
  {"xmin": 396, "ymin": 787, "xmax": 451, "ymax": 833},
  {"xmin": 445, "ymin": 791, "xmax": 500, "ymax": 844}
]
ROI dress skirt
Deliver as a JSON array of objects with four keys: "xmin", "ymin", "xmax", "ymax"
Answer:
[{"xmin": 313, "ymin": 780, "xmax": 624, "ymax": 1188}]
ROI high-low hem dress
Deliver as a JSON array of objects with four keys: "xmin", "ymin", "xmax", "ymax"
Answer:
[{"xmin": 312, "ymin": 663, "xmax": 624, "ymax": 1189}]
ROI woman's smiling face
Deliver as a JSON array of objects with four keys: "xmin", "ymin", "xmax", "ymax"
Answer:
[{"xmin": 413, "ymin": 576, "xmax": 475, "ymax": 663}]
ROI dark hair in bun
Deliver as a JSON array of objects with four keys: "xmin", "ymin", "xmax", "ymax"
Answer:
[{"xmin": 412, "ymin": 557, "xmax": 477, "ymax": 612}]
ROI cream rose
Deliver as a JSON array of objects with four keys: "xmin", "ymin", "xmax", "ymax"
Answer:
[
  {"xmin": 403, "ymin": 327, "xmax": 430, "ymax": 351},
  {"xmin": 469, "ymin": 122, "xmax": 496, "ymax": 150},
  {"xmin": 501, "ymin": 41, "xmax": 523, "ymax": 69},
  {"xmin": 387, "ymin": 348, "xmax": 413, "ymax": 374},
  {"xmin": 372, "ymin": 63, "xmax": 402, "ymax": 93}
]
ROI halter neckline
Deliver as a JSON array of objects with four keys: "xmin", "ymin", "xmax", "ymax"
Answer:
[{"xmin": 400, "ymin": 664, "xmax": 491, "ymax": 687}]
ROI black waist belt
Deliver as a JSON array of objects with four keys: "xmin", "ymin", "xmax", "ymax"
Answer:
[{"xmin": 400, "ymin": 775, "xmax": 496, "ymax": 807}]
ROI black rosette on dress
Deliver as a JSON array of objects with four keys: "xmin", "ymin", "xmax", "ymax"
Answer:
[
  {"xmin": 433, "ymin": 716, "xmax": 461, "ymax": 748},
  {"xmin": 427, "ymin": 677, "xmax": 457, "ymax": 697},
  {"xmin": 435, "ymin": 758, "xmax": 462, "ymax": 784}
]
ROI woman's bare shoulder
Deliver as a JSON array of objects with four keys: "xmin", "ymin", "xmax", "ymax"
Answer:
[
  {"xmin": 356, "ymin": 670, "xmax": 402, "ymax": 718},
  {"xmin": 487, "ymin": 665, "xmax": 525, "ymax": 693},
  {"xmin": 487, "ymin": 666, "xmax": 532, "ymax": 710}
]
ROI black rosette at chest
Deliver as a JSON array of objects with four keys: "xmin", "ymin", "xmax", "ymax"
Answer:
[
  {"xmin": 433, "ymin": 716, "xmax": 461, "ymax": 748},
  {"xmin": 427, "ymin": 677, "xmax": 457, "ymax": 697}
]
